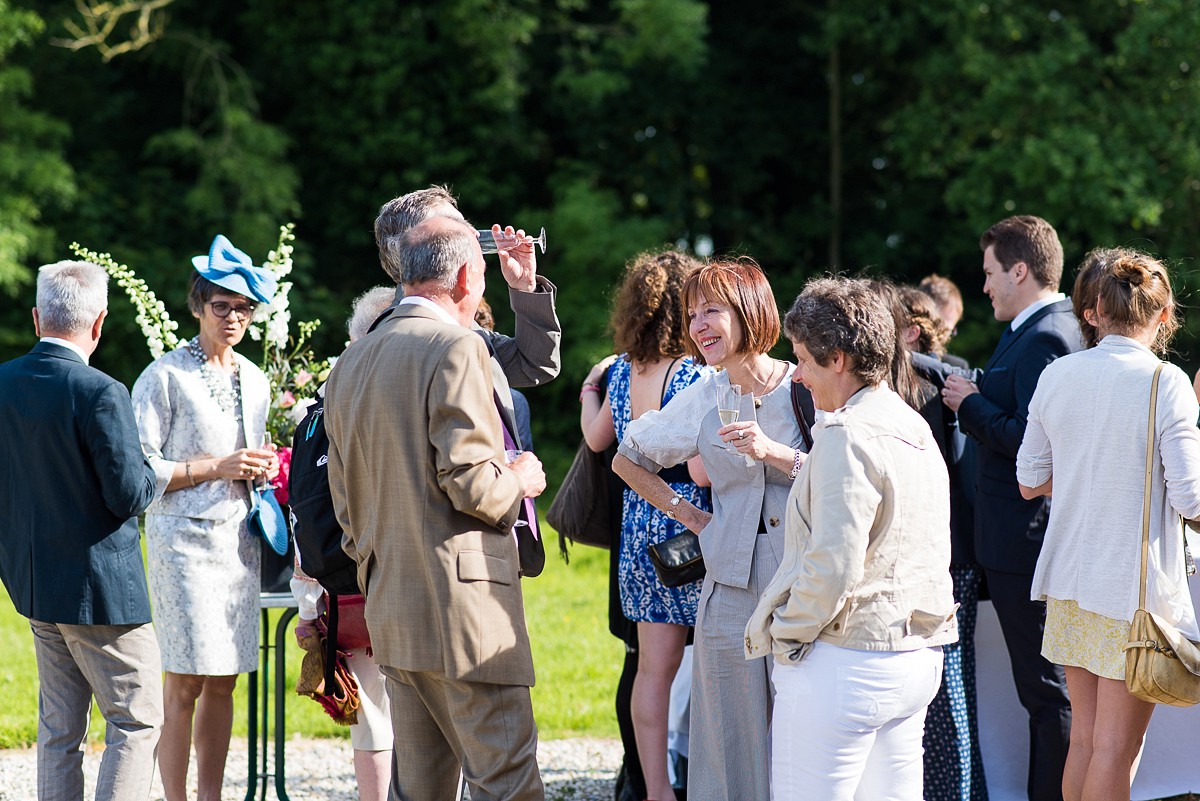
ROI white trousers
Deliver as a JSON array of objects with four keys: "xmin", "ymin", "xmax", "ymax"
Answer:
[{"xmin": 770, "ymin": 641, "xmax": 943, "ymax": 801}]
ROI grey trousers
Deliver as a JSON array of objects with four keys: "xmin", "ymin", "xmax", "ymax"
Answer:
[
  {"xmin": 29, "ymin": 619, "xmax": 164, "ymax": 801},
  {"xmin": 688, "ymin": 530, "xmax": 781, "ymax": 801},
  {"xmin": 380, "ymin": 665, "xmax": 543, "ymax": 801}
]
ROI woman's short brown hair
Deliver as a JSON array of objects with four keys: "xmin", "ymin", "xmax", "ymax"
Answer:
[
  {"xmin": 784, "ymin": 277, "xmax": 895, "ymax": 385},
  {"xmin": 187, "ymin": 273, "xmax": 226, "ymax": 317},
  {"xmin": 681, "ymin": 257, "xmax": 781, "ymax": 363},
  {"xmin": 609, "ymin": 250, "xmax": 700, "ymax": 363}
]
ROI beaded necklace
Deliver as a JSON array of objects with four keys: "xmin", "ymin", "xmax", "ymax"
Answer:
[{"xmin": 186, "ymin": 336, "xmax": 242, "ymax": 419}]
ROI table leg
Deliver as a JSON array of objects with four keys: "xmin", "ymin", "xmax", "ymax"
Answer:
[{"xmin": 274, "ymin": 608, "xmax": 298, "ymax": 801}]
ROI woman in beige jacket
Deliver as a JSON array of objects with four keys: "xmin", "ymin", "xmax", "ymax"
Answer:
[{"xmin": 744, "ymin": 277, "xmax": 958, "ymax": 801}]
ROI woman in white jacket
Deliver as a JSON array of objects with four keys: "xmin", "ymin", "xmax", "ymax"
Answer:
[
  {"xmin": 1017, "ymin": 248, "xmax": 1200, "ymax": 801},
  {"xmin": 745, "ymin": 277, "xmax": 958, "ymax": 801}
]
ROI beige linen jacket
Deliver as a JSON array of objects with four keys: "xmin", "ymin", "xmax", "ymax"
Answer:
[
  {"xmin": 745, "ymin": 384, "xmax": 958, "ymax": 663},
  {"xmin": 324, "ymin": 304, "xmax": 533, "ymax": 686}
]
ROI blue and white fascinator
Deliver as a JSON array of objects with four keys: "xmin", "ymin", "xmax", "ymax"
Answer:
[{"xmin": 191, "ymin": 235, "xmax": 277, "ymax": 304}]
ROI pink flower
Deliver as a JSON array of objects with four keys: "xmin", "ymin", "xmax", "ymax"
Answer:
[
  {"xmin": 273, "ymin": 446, "xmax": 293, "ymax": 505},
  {"xmin": 295, "ymin": 370, "xmax": 313, "ymax": 388},
  {"xmin": 279, "ymin": 391, "xmax": 297, "ymax": 409}
]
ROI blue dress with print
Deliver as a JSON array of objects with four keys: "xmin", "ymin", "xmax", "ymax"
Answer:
[{"xmin": 610, "ymin": 357, "xmax": 711, "ymax": 625}]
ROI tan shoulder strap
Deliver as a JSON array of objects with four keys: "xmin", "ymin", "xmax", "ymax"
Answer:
[{"xmin": 1139, "ymin": 363, "xmax": 1165, "ymax": 609}]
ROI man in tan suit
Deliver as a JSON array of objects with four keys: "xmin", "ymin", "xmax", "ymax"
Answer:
[
  {"xmin": 373, "ymin": 185, "xmax": 561, "ymax": 577},
  {"xmin": 325, "ymin": 216, "xmax": 548, "ymax": 801}
]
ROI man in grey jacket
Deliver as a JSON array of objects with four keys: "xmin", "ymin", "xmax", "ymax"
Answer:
[{"xmin": 374, "ymin": 184, "xmax": 561, "ymax": 577}]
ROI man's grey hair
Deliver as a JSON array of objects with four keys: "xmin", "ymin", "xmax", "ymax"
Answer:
[
  {"xmin": 375, "ymin": 185, "xmax": 465, "ymax": 283},
  {"xmin": 399, "ymin": 218, "xmax": 477, "ymax": 290},
  {"xmin": 36, "ymin": 261, "xmax": 109, "ymax": 335},
  {"xmin": 347, "ymin": 286, "xmax": 398, "ymax": 343}
]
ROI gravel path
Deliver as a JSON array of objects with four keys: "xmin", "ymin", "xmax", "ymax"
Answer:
[{"xmin": 0, "ymin": 736, "xmax": 623, "ymax": 801}]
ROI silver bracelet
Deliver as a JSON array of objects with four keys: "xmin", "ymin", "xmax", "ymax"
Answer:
[
  {"xmin": 789, "ymin": 448, "xmax": 804, "ymax": 480},
  {"xmin": 664, "ymin": 493, "xmax": 683, "ymax": 519}
]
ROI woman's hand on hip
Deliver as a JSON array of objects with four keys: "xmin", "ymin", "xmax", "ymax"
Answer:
[{"xmin": 680, "ymin": 507, "xmax": 712, "ymax": 536}]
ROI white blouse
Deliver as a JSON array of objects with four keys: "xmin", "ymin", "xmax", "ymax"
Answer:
[{"xmin": 1017, "ymin": 336, "xmax": 1200, "ymax": 639}]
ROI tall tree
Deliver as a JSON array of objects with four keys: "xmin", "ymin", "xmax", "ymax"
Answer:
[{"xmin": 0, "ymin": 0, "xmax": 73, "ymax": 296}]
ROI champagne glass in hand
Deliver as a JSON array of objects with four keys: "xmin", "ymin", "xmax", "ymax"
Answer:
[
  {"xmin": 715, "ymin": 383, "xmax": 755, "ymax": 467},
  {"xmin": 505, "ymin": 450, "xmax": 530, "ymax": 528},
  {"xmin": 477, "ymin": 227, "xmax": 547, "ymax": 255}
]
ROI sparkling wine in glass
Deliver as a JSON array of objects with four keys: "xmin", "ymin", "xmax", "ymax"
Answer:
[
  {"xmin": 505, "ymin": 449, "xmax": 530, "ymax": 527},
  {"xmin": 715, "ymin": 383, "xmax": 755, "ymax": 467},
  {"xmin": 477, "ymin": 227, "xmax": 547, "ymax": 255}
]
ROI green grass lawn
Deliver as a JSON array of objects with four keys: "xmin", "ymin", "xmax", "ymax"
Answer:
[{"xmin": 0, "ymin": 533, "xmax": 620, "ymax": 748}]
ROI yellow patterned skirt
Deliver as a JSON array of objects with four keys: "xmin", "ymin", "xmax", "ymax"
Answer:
[{"xmin": 1043, "ymin": 597, "xmax": 1130, "ymax": 681}]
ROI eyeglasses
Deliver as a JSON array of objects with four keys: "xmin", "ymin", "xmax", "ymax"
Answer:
[{"xmin": 207, "ymin": 301, "xmax": 258, "ymax": 320}]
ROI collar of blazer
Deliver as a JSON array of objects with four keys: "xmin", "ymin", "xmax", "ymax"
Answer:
[
  {"xmin": 32, "ymin": 339, "xmax": 88, "ymax": 365},
  {"xmin": 986, "ymin": 297, "xmax": 1072, "ymax": 370}
]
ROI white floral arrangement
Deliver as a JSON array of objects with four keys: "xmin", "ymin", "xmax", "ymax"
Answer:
[{"xmin": 69, "ymin": 243, "xmax": 181, "ymax": 359}]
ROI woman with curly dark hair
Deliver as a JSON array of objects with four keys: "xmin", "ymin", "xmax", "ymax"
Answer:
[{"xmin": 581, "ymin": 249, "xmax": 711, "ymax": 801}]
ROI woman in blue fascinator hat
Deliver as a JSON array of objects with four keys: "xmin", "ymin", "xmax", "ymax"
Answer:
[{"xmin": 130, "ymin": 234, "xmax": 281, "ymax": 801}]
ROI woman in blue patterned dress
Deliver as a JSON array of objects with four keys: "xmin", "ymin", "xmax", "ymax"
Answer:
[{"xmin": 581, "ymin": 250, "xmax": 711, "ymax": 801}]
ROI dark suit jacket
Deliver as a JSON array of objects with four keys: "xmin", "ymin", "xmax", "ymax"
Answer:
[
  {"xmin": 0, "ymin": 341, "xmax": 157, "ymax": 625},
  {"xmin": 911, "ymin": 357, "xmax": 976, "ymax": 565},
  {"xmin": 957, "ymin": 299, "xmax": 1083, "ymax": 573}
]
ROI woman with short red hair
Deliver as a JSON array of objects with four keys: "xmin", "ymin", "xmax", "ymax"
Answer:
[{"xmin": 614, "ymin": 258, "xmax": 809, "ymax": 801}]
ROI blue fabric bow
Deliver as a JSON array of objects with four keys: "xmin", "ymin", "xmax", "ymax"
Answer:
[{"xmin": 191, "ymin": 234, "xmax": 277, "ymax": 304}]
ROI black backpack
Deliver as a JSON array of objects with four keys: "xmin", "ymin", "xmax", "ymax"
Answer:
[{"xmin": 288, "ymin": 395, "xmax": 360, "ymax": 596}]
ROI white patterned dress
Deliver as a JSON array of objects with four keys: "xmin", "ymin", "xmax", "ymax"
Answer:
[{"xmin": 132, "ymin": 343, "xmax": 271, "ymax": 675}]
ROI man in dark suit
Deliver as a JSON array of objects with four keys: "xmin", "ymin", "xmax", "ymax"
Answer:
[
  {"xmin": 0, "ymin": 261, "xmax": 163, "ymax": 801},
  {"xmin": 943, "ymin": 215, "xmax": 1082, "ymax": 801}
]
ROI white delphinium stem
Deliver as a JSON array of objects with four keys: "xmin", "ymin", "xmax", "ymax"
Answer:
[{"xmin": 70, "ymin": 242, "xmax": 180, "ymax": 359}]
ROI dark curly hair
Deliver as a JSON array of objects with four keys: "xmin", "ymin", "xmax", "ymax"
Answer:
[{"xmin": 610, "ymin": 249, "xmax": 700, "ymax": 363}]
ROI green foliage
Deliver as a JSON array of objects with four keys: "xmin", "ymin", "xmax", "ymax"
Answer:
[
  {"xmin": 0, "ymin": 0, "xmax": 74, "ymax": 294},
  {"xmin": 4, "ymin": 0, "xmax": 1200, "ymax": 469}
]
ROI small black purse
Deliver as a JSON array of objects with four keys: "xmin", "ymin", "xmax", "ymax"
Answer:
[
  {"xmin": 647, "ymin": 531, "xmax": 705, "ymax": 588},
  {"xmin": 647, "ymin": 377, "xmax": 817, "ymax": 589}
]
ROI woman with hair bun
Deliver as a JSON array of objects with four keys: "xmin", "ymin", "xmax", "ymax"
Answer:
[{"xmin": 1017, "ymin": 248, "xmax": 1200, "ymax": 801}]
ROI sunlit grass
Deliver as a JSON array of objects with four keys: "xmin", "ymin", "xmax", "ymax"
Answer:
[{"xmin": 0, "ymin": 523, "xmax": 618, "ymax": 748}]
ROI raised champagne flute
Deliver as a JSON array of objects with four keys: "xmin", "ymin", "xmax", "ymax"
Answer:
[{"xmin": 477, "ymin": 227, "xmax": 547, "ymax": 255}]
